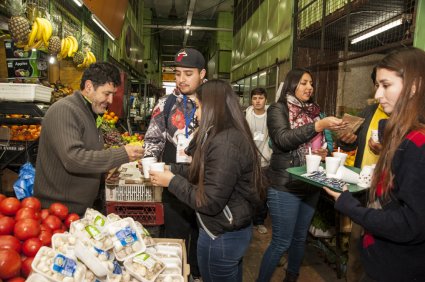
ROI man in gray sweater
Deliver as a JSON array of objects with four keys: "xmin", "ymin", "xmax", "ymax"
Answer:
[{"xmin": 34, "ymin": 62, "xmax": 144, "ymax": 215}]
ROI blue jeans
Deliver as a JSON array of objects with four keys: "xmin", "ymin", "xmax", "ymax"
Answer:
[
  {"xmin": 197, "ymin": 225, "xmax": 252, "ymax": 282},
  {"xmin": 257, "ymin": 188, "xmax": 320, "ymax": 281}
]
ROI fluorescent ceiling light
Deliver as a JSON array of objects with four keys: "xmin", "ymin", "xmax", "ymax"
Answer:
[
  {"xmin": 91, "ymin": 14, "xmax": 115, "ymax": 41},
  {"xmin": 72, "ymin": 0, "xmax": 83, "ymax": 7},
  {"xmin": 351, "ymin": 18, "xmax": 403, "ymax": 44}
]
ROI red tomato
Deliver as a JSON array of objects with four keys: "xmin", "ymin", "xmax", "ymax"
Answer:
[
  {"xmin": 7, "ymin": 277, "xmax": 26, "ymax": 282},
  {"xmin": 0, "ymin": 198, "xmax": 21, "ymax": 216},
  {"xmin": 38, "ymin": 228, "xmax": 53, "ymax": 246},
  {"xmin": 64, "ymin": 213, "xmax": 80, "ymax": 229},
  {"xmin": 20, "ymin": 256, "xmax": 34, "ymax": 278},
  {"xmin": 13, "ymin": 219, "xmax": 41, "ymax": 241},
  {"xmin": 0, "ymin": 249, "xmax": 21, "ymax": 279},
  {"xmin": 40, "ymin": 209, "xmax": 50, "ymax": 220},
  {"xmin": 14, "ymin": 208, "xmax": 40, "ymax": 222},
  {"xmin": 0, "ymin": 194, "xmax": 6, "ymax": 203},
  {"xmin": 0, "ymin": 235, "xmax": 21, "ymax": 253},
  {"xmin": 42, "ymin": 215, "xmax": 62, "ymax": 231},
  {"xmin": 52, "ymin": 228, "xmax": 65, "ymax": 234},
  {"xmin": 48, "ymin": 203, "xmax": 69, "ymax": 220},
  {"xmin": 21, "ymin": 238, "xmax": 42, "ymax": 257},
  {"xmin": 0, "ymin": 216, "xmax": 15, "ymax": 235},
  {"xmin": 21, "ymin": 197, "xmax": 41, "ymax": 211}
]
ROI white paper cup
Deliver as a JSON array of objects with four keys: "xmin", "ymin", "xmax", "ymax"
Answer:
[
  {"xmin": 333, "ymin": 152, "xmax": 348, "ymax": 166},
  {"xmin": 335, "ymin": 166, "xmax": 360, "ymax": 184},
  {"xmin": 305, "ymin": 154, "xmax": 322, "ymax": 173},
  {"xmin": 371, "ymin": 129, "xmax": 379, "ymax": 143},
  {"xmin": 141, "ymin": 157, "xmax": 157, "ymax": 178},
  {"xmin": 150, "ymin": 162, "xmax": 165, "ymax": 172},
  {"xmin": 325, "ymin": 157, "xmax": 341, "ymax": 177}
]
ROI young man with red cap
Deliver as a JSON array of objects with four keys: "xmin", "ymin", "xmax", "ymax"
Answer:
[{"xmin": 143, "ymin": 48, "xmax": 206, "ymax": 281}]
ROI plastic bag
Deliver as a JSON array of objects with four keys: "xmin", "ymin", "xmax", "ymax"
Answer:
[{"xmin": 13, "ymin": 162, "xmax": 35, "ymax": 200}]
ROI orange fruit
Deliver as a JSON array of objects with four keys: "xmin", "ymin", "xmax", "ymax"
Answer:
[{"xmin": 109, "ymin": 112, "xmax": 115, "ymax": 118}]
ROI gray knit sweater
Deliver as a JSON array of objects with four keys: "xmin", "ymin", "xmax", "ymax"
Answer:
[{"xmin": 34, "ymin": 92, "xmax": 129, "ymax": 215}]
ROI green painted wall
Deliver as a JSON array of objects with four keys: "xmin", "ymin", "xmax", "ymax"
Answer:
[
  {"xmin": 143, "ymin": 8, "xmax": 161, "ymax": 85},
  {"xmin": 414, "ymin": 0, "xmax": 425, "ymax": 51},
  {"xmin": 231, "ymin": 0, "xmax": 293, "ymax": 82}
]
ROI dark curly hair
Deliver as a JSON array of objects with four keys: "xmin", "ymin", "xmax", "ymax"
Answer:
[{"xmin": 80, "ymin": 62, "xmax": 121, "ymax": 90}]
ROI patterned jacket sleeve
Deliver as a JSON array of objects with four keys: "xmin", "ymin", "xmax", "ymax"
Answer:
[{"xmin": 143, "ymin": 97, "xmax": 168, "ymax": 159}]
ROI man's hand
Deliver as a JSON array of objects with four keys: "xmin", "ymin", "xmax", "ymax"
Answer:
[
  {"xmin": 323, "ymin": 185, "xmax": 348, "ymax": 201},
  {"xmin": 312, "ymin": 148, "xmax": 327, "ymax": 161},
  {"xmin": 124, "ymin": 144, "xmax": 144, "ymax": 162},
  {"xmin": 368, "ymin": 138, "xmax": 382, "ymax": 155},
  {"xmin": 150, "ymin": 170, "xmax": 175, "ymax": 187},
  {"xmin": 338, "ymin": 132, "xmax": 357, "ymax": 144}
]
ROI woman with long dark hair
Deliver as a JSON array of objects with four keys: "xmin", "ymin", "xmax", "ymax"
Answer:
[
  {"xmin": 257, "ymin": 68, "xmax": 346, "ymax": 281},
  {"xmin": 150, "ymin": 79, "xmax": 264, "ymax": 282},
  {"xmin": 325, "ymin": 47, "xmax": 425, "ymax": 281}
]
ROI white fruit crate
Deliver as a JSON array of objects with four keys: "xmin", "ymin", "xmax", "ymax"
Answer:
[
  {"xmin": 0, "ymin": 83, "xmax": 52, "ymax": 103},
  {"xmin": 106, "ymin": 181, "xmax": 163, "ymax": 202}
]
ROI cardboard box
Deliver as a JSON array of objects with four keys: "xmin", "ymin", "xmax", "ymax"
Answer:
[
  {"xmin": 153, "ymin": 238, "xmax": 190, "ymax": 282},
  {"xmin": 1, "ymin": 168, "xmax": 18, "ymax": 195},
  {"xmin": 4, "ymin": 40, "xmax": 41, "ymax": 59}
]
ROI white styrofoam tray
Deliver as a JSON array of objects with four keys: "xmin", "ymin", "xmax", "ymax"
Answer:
[{"xmin": 0, "ymin": 83, "xmax": 53, "ymax": 103}]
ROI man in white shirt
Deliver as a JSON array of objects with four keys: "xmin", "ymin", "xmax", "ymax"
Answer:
[{"xmin": 245, "ymin": 87, "xmax": 272, "ymax": 233}]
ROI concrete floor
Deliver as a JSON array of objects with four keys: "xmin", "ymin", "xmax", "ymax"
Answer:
[{"xmin": 243, "ymin": 217, "xmax": 345, "ymax": 282}]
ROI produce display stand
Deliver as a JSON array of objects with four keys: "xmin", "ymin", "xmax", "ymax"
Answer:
[{"xmin": 0, "ymin": 102, "xmax": 45, "ymax": 195}]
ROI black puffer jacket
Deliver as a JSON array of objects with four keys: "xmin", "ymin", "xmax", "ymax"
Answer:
[
  {"xmin": 168, "ymin": 127, "xmax": 260, "ymax": 236},
  {"xmin": 267, "ymin": 101, "xmax": 319, "ymax": 195}
]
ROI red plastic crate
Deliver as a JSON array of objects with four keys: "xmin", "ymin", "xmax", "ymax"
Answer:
[{"xmin": 106, "ymin": 201, "xmax": 164, "ymax": 226}]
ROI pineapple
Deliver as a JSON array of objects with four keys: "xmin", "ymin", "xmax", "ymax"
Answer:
[
  {"xmin": 73, "ymin": 51, "xmax": 85, "ymax": 65},
  {"xmin": 7, "ymin": 0, "xmax": 30, "ymax": 44},
  {"xmin": 48, "ymin": 36, "xmax": 61, "ymax": 55}
]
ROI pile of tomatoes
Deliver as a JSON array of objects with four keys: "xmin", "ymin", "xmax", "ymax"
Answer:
[{"xmin": 0, "ymin": 194, "xmax": 79, "ymax": 281}]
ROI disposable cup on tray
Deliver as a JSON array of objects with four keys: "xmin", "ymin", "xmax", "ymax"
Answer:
[
  {"xmin": 31, "ymin": 246, "xmax": 87, "ymax": 282},
  {"xmin": 123, "ymin": 252, "xmax": 166, "ymax": 282},
  {"xmin": 107, "ymin": 217, "xmax": 146, "ymax": 261}
]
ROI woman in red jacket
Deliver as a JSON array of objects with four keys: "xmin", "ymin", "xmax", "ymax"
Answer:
[{"xmin": 325, "ymin": 47, "xmax": 425, "ymax": 281}]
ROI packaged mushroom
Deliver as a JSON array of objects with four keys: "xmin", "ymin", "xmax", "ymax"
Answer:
[
  {"xmin": 75, "ymin": 240, "xmax": 114, "ymax": 278},
  {"xmin": 155, "ymin": 274, "xmax": 185, "ymax": 282},
  {"xmin": 107, "ymin": 270, "xmax": 139, "ymax": 282},
  {"xmin": 84, "ymin": 208, "xmax": 109, "ymax": 228},
  {"xmin": 108, "ymin": 217, "xmax": 146, "ymax": 261},
  {"xmin": 51, "ymin": 233, "xmax": 78, "ymax": 258},
  {"xmin": 135, "ymin": 221, "xmax": 156, "ymax": 246},
  {"xmin": 70, "ymin": 218, "xmax": 114, "ymax": 250},
  {"xmin": 123, "ymin": 252, "xmax": 165, "ymax": 282},
  {"xmin": 107, "ymin": 213, "xmax": 122, "ymax": 223},
  {"xmin": 31, "ymin": 246, "xmax": 87, "ymax": 282}
]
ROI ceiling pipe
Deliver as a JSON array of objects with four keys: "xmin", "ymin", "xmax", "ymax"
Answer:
[
  {"xmin": 144, "ymin": 24, "xmax": 232, "ymax": 32},
  {"xmin": 183, "ymin": 0, "xmax": 197, "ymax": 47}
]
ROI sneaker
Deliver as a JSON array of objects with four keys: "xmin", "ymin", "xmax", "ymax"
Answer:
[{"xmin": 255, "ymin": 224, "xmax": 268, "ymax": 234}]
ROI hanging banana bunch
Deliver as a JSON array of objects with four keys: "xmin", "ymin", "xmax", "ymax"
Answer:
[{"xmin": 25, "ymin": 17, "xmax": 52, "ymax": 50}]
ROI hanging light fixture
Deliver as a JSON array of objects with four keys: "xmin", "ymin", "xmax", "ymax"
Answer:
[
  {"xmin": 351, "ymin": 18, "xmax": 403, "ymax": 44},
  {"xmin": 91, "ymin": 14, "xmax": 116, "ymax": 41},
  {"xmin": 72, "ymin": 0, "xmax": 83, "ymax": 7}
]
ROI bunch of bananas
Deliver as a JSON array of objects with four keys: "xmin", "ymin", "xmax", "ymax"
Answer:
[
  {"xmin": 58, "ymin": 35, "xmax": 79, "ymax": 59},
  {"xmin": 77, "ymin": 51, "xmax": 97, "ymax": 68},
  {"xmin": 25, "ymin": 17, "xmax": 52, "ymax": 50}
]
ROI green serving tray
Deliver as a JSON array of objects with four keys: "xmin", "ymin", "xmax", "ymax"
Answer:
[{"xmin": 286, "ymin": 165, "xmax": 368, "ymax": 193}]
